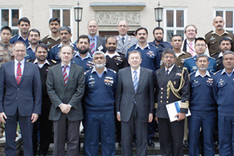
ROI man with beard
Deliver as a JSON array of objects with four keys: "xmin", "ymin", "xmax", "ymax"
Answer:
[
  {"xmin": 105, "ymin": 36, "xmax": 128, "ymax": 147},
  {"xmin": 41, "ymin": 18, "xmax": 61, "ymax": 51},
  {"xmin": 213, "ymin": 37, "xmax": 232, "ymax": 71},
  {"xmin": 105, "ymin": 36, "xmax": 128, "ymax": 72},
  {"xmin": 184, "ymin": 37, "xmax": 216, "ymax": 73},
  {"xmin": 115, "ymin": 20, "xmax": 137, "ymax": 55},
  {"xmin": 26, "ymin": 29, "xmax": 40, "ymax": 60},
  {"xmin": 150, "ymin": 27, "xmax": 172, "ymax": 55},
  {"xmin": 50, "ymin": 26, "xmax": 77, "ymax": 63},
  {"xmin": 10, "ymin": 17, "xmax": 30, "ymax": 47},
  {"xmin": 73, "ymin": 35, "xmax": 93, "ymax": 72},
  {"xmin": 32, "ymin": 43, "xmax": 56, "ymax": 156},
  {"xmin": 213, "ymin": 51, "xmax": 234, "ymax": 156},
  {"xmin": 155, "ymin": 48, "xmax": 190, "ymax": 156},
  {"xmin": 205, "ymin": 16, "xmax": 234, "ymax": 56},
  {"xmin": 84, "ymin": 51, "xmax": 117, "ymax": 156},
  {"xmin": 188, "ymin": 54, "xmax": 216, "ymax": 156}
]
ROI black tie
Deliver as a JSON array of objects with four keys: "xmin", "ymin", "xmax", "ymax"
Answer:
[{"xmin": 166, "ymin": 69, "xmax": 169, "ymax": 76}]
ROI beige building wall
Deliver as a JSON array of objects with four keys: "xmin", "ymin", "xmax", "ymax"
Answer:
[{"xmin": 0, "ymin": 0, "xmax": 233, "ymax": 42}]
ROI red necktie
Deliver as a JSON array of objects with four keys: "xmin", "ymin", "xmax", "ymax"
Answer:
[
  {"xmin": 63, "ymin": 66, "xmax": 68, "ymax": 86},
  {"xmin": 90, "ymin": 38, "xmax": 95, "ymax": 54},
  {"xmin": 16, "ymin": 62, "xmax": 22, "ymax": 85}
]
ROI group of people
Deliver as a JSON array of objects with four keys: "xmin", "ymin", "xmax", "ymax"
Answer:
[{"xmin": 0, "ymin": 14, "xmax": 233, "ymax": 156}]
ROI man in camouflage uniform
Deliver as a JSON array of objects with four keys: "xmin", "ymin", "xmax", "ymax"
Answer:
[{"xmin": 0, "ymin": 26, "xmax": 13, "ymax": 137}]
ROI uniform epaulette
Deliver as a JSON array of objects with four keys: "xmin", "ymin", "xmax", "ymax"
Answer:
[
  {"xmin": 51, "ymin": 44, "xmax": 57, "ymax": 49},
  {"xmin": 51, "ymin": 60, "xmax": 57, "ymax": 64},
  {"xmin": 84, "ymin": 70, "xmax": 90, "ymax": 76},
  {"xmin": 189, "ymin": 71, "xmax": 196, "ymax": 77},
  {"xmin": 209, "ymin": 57, "xmax": 216, "ymax": 60},
  {"xmin": 108, "ymin": 68, "xmax": 116, "ymax": 74},
  {"xmin": 184, "ymin": 57, "xmax": 192, "ymax": 61},
  {"xmin": 214, "ymin": 70, "xmax": 222, "ymax": 75},
  {"xmin": 205, "ymin": 30, "xmax": 214, "ymax": 37}
]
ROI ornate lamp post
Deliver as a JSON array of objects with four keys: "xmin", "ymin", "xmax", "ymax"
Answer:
[
  {"xmin": 154, "ymin": 2, "xmax": 163, "ymax": 27},
  {"xmin": 74, "ymin": 2, "xmax": 83, "ymax": 38}
]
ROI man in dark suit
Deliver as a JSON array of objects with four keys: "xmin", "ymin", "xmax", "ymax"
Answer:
[
  {"xmin": 116, "ymin": 50, "xmax": 154, "ymax": 156},
  {"xmin": 0, "ymin": 41, "xmax": 42, "ymax": 156},
  {"xmin": 155, "ymin": 48, "xmax": 190, "ymax": 156},
  {"xmin": 87, "ymin": 19, "xmax": 106, "ymax": 54},
  {"xmin": 46, "ymin": 45, "xmax": 85, "ymax": 156}
]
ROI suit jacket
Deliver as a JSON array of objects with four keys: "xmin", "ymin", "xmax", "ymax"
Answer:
[
  {"xmin": 96, "ymin": 36, "xmax": 106, "ymax": 52},
  {"xmin": 116, "ymin": 35, "xmax": 137, "ymax": 55},
  {"xmin": 46, "ymin": 63, "xmax": 85, "ymax": 121},
  {"xmin": 116, "ymin": 67, "xmax": 154, "ymax": 122},
  {"xmin": 0, "ymin": 61, "xmax": 42, "ymax": 116},
  {"xmin": 155, "ymin": 65, "xmax": 190, "ymax": 118}
]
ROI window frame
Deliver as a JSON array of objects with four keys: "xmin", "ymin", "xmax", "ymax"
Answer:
[
  {"xmin": 215, "ymin": 9, "xmax": 234, "ymax": 32},
  {"xmin": 50, "ymin": 7, "xmax": 73, "ymax": 28},
  {"xmin": 163, "ymin": 8, "xmax": 187, "ymax": 42},
  {"xmin": 0, "ymin": 8, "xmax": 20, "ymax": 35}
]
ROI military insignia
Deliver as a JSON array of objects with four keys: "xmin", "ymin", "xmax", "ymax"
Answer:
[
  {"xmin": 104, "ymin": 76, "xmax": 114, "ymax": 86},
  {"xmin": 192, "ymin": 66, "xmax": 197, "ymax": 70},
  {"xmin": 176, "ymin": 73, "xmax": 182, "ymax": 76},
  {"xmin": 88, "ymin": 75, "xmax": 95, "ymax": 87},
  {"xmin": 173, "ymin": 81, "xmax": 176, "ymax": 85},
  {"xmin": 146, "ymin": 51, "xmax": 155, "ymax": 58},
  {"xmin": 218, "ymin": 79, "xmax": 224, "ymax": 86},
  {"xmin": 114, "ymin": 56, "xmax": 123, "ymax": 62},
  {"xmin": 193, "ymin": 80, "xmax": 199, "ymax": 84},
  {"xmin": 207, "ymin": 78, "xmax": 213, "ymax": 84},
  {"xmin": 210, "ymin": 36, "xmax": 215, "ymax": 41},
  {"xmin": 181, "ymin": 58, "xmax": 185, "ymax": 63},
  {"xmin": 98, "ymin": 45, "xmax": 104, "ymax": 51},
  {"xmin": 86, "ymin": 61, "xmax": 94, "ymax": 68}
]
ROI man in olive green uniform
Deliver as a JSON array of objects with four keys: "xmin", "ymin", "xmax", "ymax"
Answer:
[{"xmin": 205, "ymin": 16, "xmax": 234, "ymax": 56}]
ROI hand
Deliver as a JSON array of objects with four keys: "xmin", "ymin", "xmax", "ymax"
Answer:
[
  {"xmin": 60, "ymin": 104, "xmax": 68, "ymax": 113},
  {"xmin": 155, "ymin": 116, "xmax": 158, "ymax": 123},
  {"xmin": 31, "ymin": 113, "xmax": 38, "ymax": 123},
  {"xmin": 117, "ymin": 114, "xmax": 121, "ymax": 121},
  {"xmin": 175, "ymin": 113, "xmax": 186, "ymax": 121},
  {"xmin": 148, "ymin": 113, "xmax": 153, "ymax": 123},
  {"xmin": 0, "ymin": 112, "xmax": 7, "ymax": 123},
  {"xmin": 64, "ymin": 104, "xmax": 71, "ymax": 114}
]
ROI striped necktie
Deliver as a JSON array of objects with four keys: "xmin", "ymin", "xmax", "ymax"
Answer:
[
  {"xmin": 133, "ymin": 70, "xmax": 138, "ymax": 93},
  {"xmin": 16, "ymin": 62, "xmax": 22, "ymax": 85},
  {"xmin": 90, "ymin": 38, "xmax": 95, "ymax": 54},
  {"xmin": 63, "ymin": 66, "xmax": 68, "ymax": 86}
]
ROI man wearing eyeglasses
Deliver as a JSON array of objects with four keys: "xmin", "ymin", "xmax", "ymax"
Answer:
[{"xmin": 184, "ymin": 37, "xmax": 216, "ymax": 73}]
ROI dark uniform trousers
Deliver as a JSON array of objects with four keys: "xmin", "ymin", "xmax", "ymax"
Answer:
[
  {"xmin": 158, "ymin": 118, "xmax": 184, "ymax": 156},
  {"xmin": 121, "ymin": 104, "xmax": 148, "ymax": 156}
]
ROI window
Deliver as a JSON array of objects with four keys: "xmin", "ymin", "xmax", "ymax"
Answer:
[
  {"xmin": 0, "ymin": 8, "xmax": 20, "ymax": 36},
  {"xmin": 216, "ymin": 9, "xmax": 234, "ymax": 33},
  {"xmin": 51, "ymin": 8, "xmax": 71, "ymax": 26},
  {"xmin": 164, "ymin": 9, "xmax": 186, "ymax": 42}
]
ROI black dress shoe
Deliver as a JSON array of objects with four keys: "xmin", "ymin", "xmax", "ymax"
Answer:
[
  {"xmin": 183, "ymin": 140, "xmax": 188, "ymax": 148},
  {"xmin": 148, "ymin": 140, "xmax": 155, "ymax": 147}
]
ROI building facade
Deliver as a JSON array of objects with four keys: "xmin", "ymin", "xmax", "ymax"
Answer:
[{"xmin": 0, "ymin": 0, "xmax": 234, "ymax": 42}]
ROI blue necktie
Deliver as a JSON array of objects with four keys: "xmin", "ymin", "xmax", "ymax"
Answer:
[
  {"xmin": 122, "ymin": 37, "xmax": 125, "ymax": 45},
  {"xmin": 133, "ymin": 70, "xmax": 138, "ymax": 92}
]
